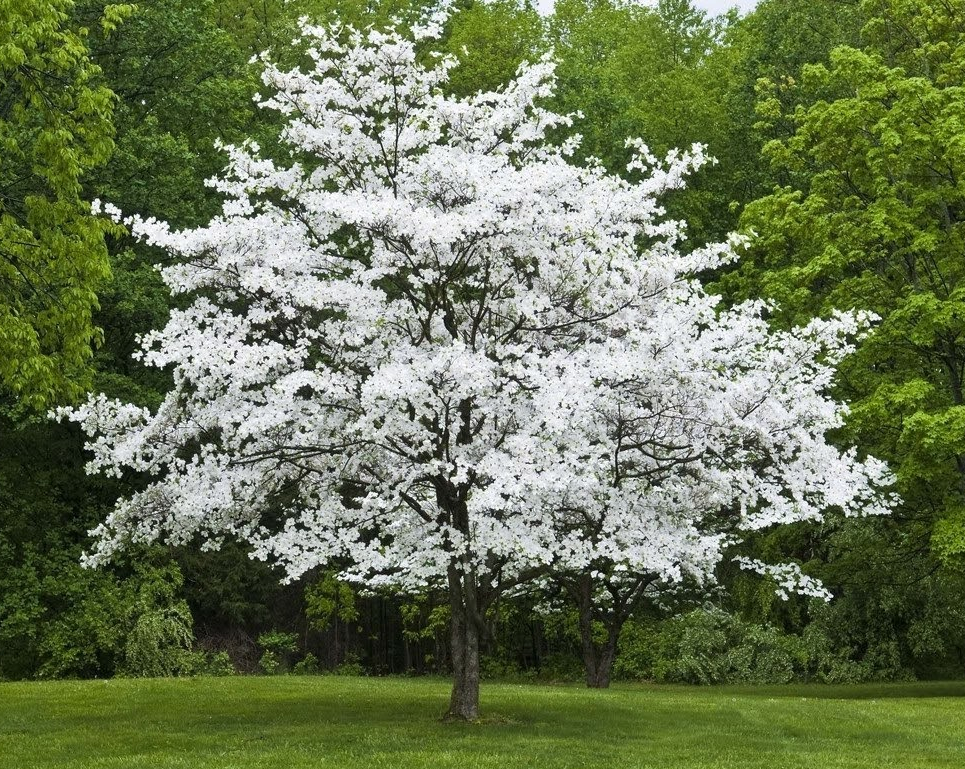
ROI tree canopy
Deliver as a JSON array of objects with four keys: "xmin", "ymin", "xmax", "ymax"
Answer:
[{"xmin": 0, "ymin": 0, "xmax": 130, "ymax": 408}]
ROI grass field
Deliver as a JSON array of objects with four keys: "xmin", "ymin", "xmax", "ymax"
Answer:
[{"xmin": 1, "ymin": 676, "xmax": 963, "ymax": 768}]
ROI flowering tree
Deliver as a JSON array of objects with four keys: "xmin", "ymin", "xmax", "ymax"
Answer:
[
  {"xmin": 513, "ymin": 305, "xmax": 892, "ymax": 687},
  {"xmin": 64, "ymin": 18, "xmax": 892, "ymax": 719}
]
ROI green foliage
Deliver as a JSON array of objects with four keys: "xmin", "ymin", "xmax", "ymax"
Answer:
[
  {"xmin": 809, "ymin": 516, "xmax": 965, "ymax": 679},
  {"xmin": 0, "ymin": 410, "xmax": 199, "ymax": 682},
  {"xmin": 332, "ymin": 652, "xmax": 366, "ymax": 677},
  {"xmin": 534, "ymin": 652, "xmax": 584, "ymax": 682},
  {"xmin": 547, "ymin": 0, "xmax": 743, "ymax": 241},
  {"xmin": 400, "ymin": 596, "xmax": 449, "ymax": 646},
  {"xmin": 0, "ymin": 541, "xmax": 129, "ymax": 679},
  {"xmin": 258, "ymin": 651, "xmax": 282, "ymax": 675},
  {"xmin": 723, "ymin": 0, "xmax": 965, "ymax": 568},
  {"xmin": 0, "ymin": 416, "xmax": 129, "ymax": 679},
  {"xmin": 479, "ymin": 653, "xmax": 528, "ymax": 681},
  {"xmin": 85, "ymin": 0, "xmax": 261, "ymax": 228},
  {"xmin": 444, "ymin": 0, "xmax": 544, "ymax": 97},
  {"xmin": 81, "ymin": 0, "xmax": 269, "ymax": 410},
  {"xmin": 120, "ymin": 562, "xmax": 195, "ymax": 678},
  {"xmin": 305, "ymin": 573, "xmax": 359, "ymax": 631},
  {"xmin": 257, "ymin": 630, "xmax": 297, "ymax": 674},
  {"xmin": 614, "ymin": 609, "xmax": 807, "ymax": 684},
  {"xmin": 258, "ymin": 630, "xmax": 298, "ymax": 655},
  {"xmin": 612, "ymin": 608, "xmax": 888, "ymax": 685},
  {"xmin": 200, "ymin": 651, "xmax": 236, "ymax": 677},
  {"xmin": 0, "ymin": 0, "xmax": 123, "ymax": 409},
  {"xmin": 292, "ymin": 652, "xmax": 320, "ymax": 675}
]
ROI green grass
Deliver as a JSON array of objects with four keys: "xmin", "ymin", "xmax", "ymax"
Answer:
[{"xmin": 1, "ymin": 677, "xmax": 964, "ymax": 768}]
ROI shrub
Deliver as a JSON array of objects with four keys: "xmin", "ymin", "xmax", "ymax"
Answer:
[
  {"xmin": 535, "ymin": 652, "xmax": 584, "ymax": 683},
  {"xmin": 292, "ymin": 652, "xmax": 320, "ymax": 675},
  {"xmin": 120, "ymin": 563, "xmax": 195, "ymax": 678},
  {"xmin": 480, "ymin": 654, "xmax": 527, "ymax": 681},
  {"xmin": 203, "ymin": 651, "xmax": 236, "ymax": 676},
  {"xmin": 333, "ymin": 652, "xmax": 365, "ymax": 677},
  {"xmin": 616, "ymin": 608, "xmax": 810, "ymax": 685},
  {"xmin": 257, "ymin": 631, "xmax": 298, "ymax": 675}
]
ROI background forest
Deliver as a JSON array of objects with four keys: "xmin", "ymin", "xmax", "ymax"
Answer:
[{"xmin": 2, "ymin": 0, "xmax": 965, "ymax": 686}]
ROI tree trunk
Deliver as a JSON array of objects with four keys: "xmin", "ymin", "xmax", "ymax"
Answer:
[
  {"xmin": 576, "ymin": 572, "xmax": 621, "ymax": 689},
  {"xmin": 444, "ymin": 564, "xmax": 480, "ymax": 721}
]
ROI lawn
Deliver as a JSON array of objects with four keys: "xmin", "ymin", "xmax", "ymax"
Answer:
[{"xmin": 1, "ymin": 676, "xmax": 963, "ymax": 768}]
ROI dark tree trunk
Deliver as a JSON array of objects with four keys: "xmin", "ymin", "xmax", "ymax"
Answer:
[
  {"xmin": 444, "ymin": 563, "xmax": 480, "ymax": 720},
  {"xmin": 576, "ymin": 572, "xmax": 623, "ymax": 689},
  {"xmin": 581, "ymin": 634, "xmax": 618, "ymax": 689},
  {"xmin": 434, "ymin": 418, "xmax": 485, "ymax": 721}
]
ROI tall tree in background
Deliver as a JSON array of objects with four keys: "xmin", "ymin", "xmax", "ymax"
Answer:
[
  {"xmin": 444, "ymin": 0, "xmax": 545, "ymax": 97},
  {"xmin": 694, "ymin": 0, "xmax": 863, "ymax": 230},
  {"xmin": 0, "ymin": 0, "xmax": 129, "ymax": 409},
  {"xmin": 548, "ymin": 0, "xmax": 739, "ymax": 241},
  {"xmin": 719, "ymin": 0, "xmax": 965, "ymax": 672},
  {"xmin": 0, "ymin": 0, "xmax": 278, "ymax": 681},
  {"xmin": 733, "ymin": 0, "xmax": 965, "ymax": 558}
]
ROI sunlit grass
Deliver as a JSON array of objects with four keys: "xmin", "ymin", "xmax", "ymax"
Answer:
[{"xmin": 2, "ymin": 676, "xmax": 963, "ymax": 768}]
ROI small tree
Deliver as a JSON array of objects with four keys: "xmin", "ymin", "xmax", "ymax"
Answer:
[
  {"xmin": 64, "ymin": 17, "xmax": 892, "ymax": 719},
  {"xmin": 500, "ymin": 286, "xmax": 897, "ymax": 687}
]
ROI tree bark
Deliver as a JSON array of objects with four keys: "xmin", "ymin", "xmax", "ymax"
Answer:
[
  {"xmin": 576, "ymin": 572, "xmax": 622, "ymax": 689},
  {"xmin": 444, "ymin": 563, "xmax": 480, "ymax": 721}
]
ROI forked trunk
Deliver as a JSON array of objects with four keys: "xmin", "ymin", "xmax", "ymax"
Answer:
[
  {"xmin": 444, "ymin": 564, "xmax": 480, "ymax": 721},
  {"xmin": 582, "ymin": 643, "xmax": 617, "ymax": 688},
  {"xmin": 577, "ymin": 571, "xmax": 622, "ymax": 689}
]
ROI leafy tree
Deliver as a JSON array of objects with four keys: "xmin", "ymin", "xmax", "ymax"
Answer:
[
  {"xmin": 0, "ymin": 0, "xmax": 140, "ymax": 668},
  {"xmin": 63, "ymin": 18, "xmax": 893, "ymax": 715},
  {"xmin": 118, "ymin": 560, "xmax": 194, "ymax": 677},
  {"xmin": 0, "ymin": 415, "xmax": 195, "ymax": 679},
  {"xmin": 729, "ymin": 0, "xmax": 965, "ymax": 560},
  {"xmin": 0, "ymin": 0, "xmax": 275, "ymax": 680},
  {"xmin": 84, "ymin": 0, "xmax": 259, "ymax": 228},
  {"xmin": 444, "ymin": 0, "xmax": 545, "ymax": 97},
  {"xmin": 548, "ymin": 0, "xmax": 739, "ymax": 241},
  {"xmin": 548, "ymin": 0, "xmax": 663, "ymax": 170},
  {"xmin": 81, "ymin": 0, "xmax": 267, "ymax": 407},
  {"xmin": 705, "ymin": 0, "xmax": 965, "ymax": 681},
  {"xmin": 0, "ymin": 0, "xmax": 130, "ymax": 409}
]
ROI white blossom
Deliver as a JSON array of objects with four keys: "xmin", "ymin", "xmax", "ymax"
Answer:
[{"xmin": 63, "ymin": 22, "xmax": 894, "ymax": 606}]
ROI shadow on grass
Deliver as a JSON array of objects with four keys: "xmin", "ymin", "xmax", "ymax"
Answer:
[
  {"xmin": 704, "ymin": 680, "xmax": 965, "ymax": 700},
  {"xmin": 4, "ymin": 676, "xmax": 965, "ymax": 769}
]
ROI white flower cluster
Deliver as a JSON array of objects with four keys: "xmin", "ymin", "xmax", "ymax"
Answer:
[
  {"xmin": 64, "ymin": 22, "xmax": 895, "ymax": 600},
  {"xmin": 734, "ymin": 558, "xmax": 834, "ymax": 601}
]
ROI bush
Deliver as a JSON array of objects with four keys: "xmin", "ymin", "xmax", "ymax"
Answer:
[
  {"xmin": 333, "ymin": 652, "xmax": 365, "ymax": 677},
  {"xmin": 535, "ymin": 652, "xmax": 584, "ymax": 683},
  {"xmin": 202, "ymin": 651, "xmax": 236, "ymax": 676},
  {"xmin": 292, "ymin": 652, "xmax": 320, "ymax": 675},
  {"xmin": 480, "ymin": 654, "xmax": 520, "ymax": 680},
  {"xmin": 259, "ymin": 651, "xmax": 282, "ymax": 675},
  {"xmin": 0, "ymin": 540, "xmax": 130, "ymax": 679},
  {"xmin": 120, "ymin": 563, "xmax": 195, "ymax": 678},
  {"xmin": 257, "ymin": 631, "xmax": 298, "ymax": 675},
  {"xmin": 799, "ymin": 622, "xmax": 881, "ymax": 684},
  {"xmin": 615, "ymin": 608, "xmax": 810, "ymax": 685}
]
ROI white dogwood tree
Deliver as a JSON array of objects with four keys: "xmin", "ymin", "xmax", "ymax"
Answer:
[
  {"xmin": 63, "ymin": 18, "xmax": 893, "ymax": 719},
  {"xmin": 513, "ymin": 304, "xmax": 890, "ymax": 687}
]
